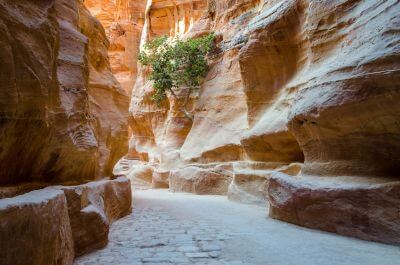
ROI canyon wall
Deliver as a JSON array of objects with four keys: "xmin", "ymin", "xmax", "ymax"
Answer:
[
  {"xmin": 0, "ymin": 0, "xmax": 128, "ymax": 186},
  {"xmin": 0, "ymin": 0, "xmax": 132, "ymax": 263},
  {"xmin": 120, "ymin": 0, "xmax": 400, "ymax": 245},
  {"xmin": 84, "ymin": 0, "xmax": 146, "ymax": 94}
]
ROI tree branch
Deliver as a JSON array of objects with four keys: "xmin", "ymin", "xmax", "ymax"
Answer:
[{"xmin": 168, "ymin": 88, "xmax": 193, "ymax": 120}]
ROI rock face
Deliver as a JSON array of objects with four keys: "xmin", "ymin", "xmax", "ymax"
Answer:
[
  {"xmin": 170, "ymin": 163, "xmax": 233, "ymax": 195},
  {"xmin": 0, "ymin": 0, "xmax": 128, "ymax": 186},
  {"xmin": 0, "ymin": 177, "xmax": 132, "ymax": 265},
  {"xmin": 228, "ymin": 162, "xmax": 301, "ymax": 205},
  {"xmin": 60, "ymin": 177, "xmax": 132, "ymax": 256},
  {"xmin": 124, "ymin": 0, "xmax": 400, "ymax": 245},
  {"xmin": 0, "ymin": 189, "xmax": 74, "ymax": 265},
  {"xmin": 268, "ymin": 173, "xmax": 400, "ymax": 245},
  {"xmin": 84, "ymin": 0, "xmax": 146, "ymax": 94},
  {"xmin": 0, "ymin": 0, "xmax": 132, "ymax": 263}
]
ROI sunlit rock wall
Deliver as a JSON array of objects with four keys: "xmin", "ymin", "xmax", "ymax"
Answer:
[
  {"xmin": 123, "ymin": 0, "xmax": 400, "ymax": 244},
  {"xmin": 127, "ymin": 0, "xmax": 303, "ymax": 178},
  {"xmin": 84, "ymin": 0, "xmax": 146, "ymax": 94}
]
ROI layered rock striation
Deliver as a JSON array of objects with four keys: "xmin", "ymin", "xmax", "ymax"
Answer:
[
  {"xmin": 84, "ymin": 0, "xmax": 146, "ymax": 94},
  {"xmin": 0, "ymin": 0, "xmax": 128, "ymax": 186},
  {"xmin": 0, "ymin": 0, "xmax": 132, "ymax": 263},
  {"xmin": 0, "ymin": 176, "xmax": 132, "ymax": 265},
  {"xmin": 121, "ymin": 0, "xmax": 400, "ymax": 245}
]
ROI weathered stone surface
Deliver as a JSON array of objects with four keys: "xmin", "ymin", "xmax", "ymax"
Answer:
[
  {"xmin": 84, "ymin": 0, "xmax": 146, "ymax": 93},
  {"xmin": 228, "ymin": 162, "xmax": 301, "ymax": 205},
  {"xmin": 152, "ymin": 169, "xmax": 170, "ymax": 189},
  {"xmin": 124, "ymin": 0, "xmax": 400, "ymax": 245},
  {"xmin": 79, "ymin": 4, "xmax": 129, "ymax": 177},
  {"xmin": 127, "ymin": 0, "xmax": 304, "ymax": 178},
  {"xmin": 0, "ymin": 177, "xmax": 132, "ymax": 263},
  {"xmin": 0, "ymin": 0, "xmax": 132, "ymax": 262},
  {"xmin": 268, "ymin": 173, "xmax": 400, "ymax": 245},
  {"xmin": 0, "ymin": 0, "xmax": 128, "ymax": 186},
  {"xmin": 60, "ymin": 177, "xmax": 132, "ymax": 256},
  {"xmin": 284, "ymin": 0, "xmax": 400, "ymax": 177},
  {"xmin": 170, "ymin": 164, "xmax": 233, "ymax": 195},
  {"xmin": 0, "ymin": 189, "xmax": 74, "ymax": 265}
]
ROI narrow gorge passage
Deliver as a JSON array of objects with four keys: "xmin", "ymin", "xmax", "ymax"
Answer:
[
  {"xmin": 1, "ymin": 1, "xmax": 399, "ymax": 264},
  {"xmin": 75, "ymin": 189, "xmax": 400, "ymax": 265}
]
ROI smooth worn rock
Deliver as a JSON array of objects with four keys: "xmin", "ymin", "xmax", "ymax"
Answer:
[
  {"xmin": 79, "ymin": 4, "xmax": 130, "ymax": 177},
  {"xmin": 0, "ymin": 0, "xmax": 128, "ymax": 186},
  {"xmin": 122, "ymin": 0, "xmax": 400, "ymax": 245},
  {"xmin": 60, "ymin": 177, "xmax": 132, "ymax": 256},
  {"xmin": 0, "ymin": 177, "xmax": 132, "ymax": 264},
  {"xmin": 228, "ymin": 162, "xmax": 301, "ymax": 205},
  {"xmin": 268, "ymin": 172, "xmax": 400, "ymax": 245},
  {"xmin": 84, "ymin": 0, "xmax": 146, "ymax": 93},
  {"xmin": 0, "ymin": 189, "xmax": 74, "ymax": 265},
  {"xmin": 283, "ymin": 0, "xmax": 400, "ymax": 177},
  {"xmin": 170, "ymin": 164, "xmax": 233, "ymax": 195}
]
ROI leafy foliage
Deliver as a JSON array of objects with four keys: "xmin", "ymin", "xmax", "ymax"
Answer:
[{"xmin": 138, "ymin": 34, "xmax": 215, "ymax": 107}]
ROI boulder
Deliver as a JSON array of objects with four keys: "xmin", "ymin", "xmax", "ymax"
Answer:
[
  {"xmin": 228, "ymin": 162, "xmax": 301, "ymax": 205},
  {"xmin": 170, "ymin": 164, "xmax": 233, "ymax": 195},
  {"xmin": 0, "ymin": 189, "xmax": 74, "ymax": 265},
  {"xmin": 0, "ymin": 177, "xmax": 132, "ymax": 263},
  {"xmin": 268, "ymin": 173, "xmax": 400, "ymax": 245},
  {"xmin": 59, "ymin": 177, "xmax": 132, "ymax": 256},
  {"xmin": 152, "ymin": 169, "xmax": 170, "ymax": 189}
]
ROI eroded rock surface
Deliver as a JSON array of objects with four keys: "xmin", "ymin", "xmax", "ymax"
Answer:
[
  {"xmin": 228, "ymin": 162, "xmax": 301, "ymax": 205},
  {"xmin": 0, "ymin": 0, "xmax": 128, "ymax": 186},
  {"xmin": 170, "ymin": 164, "xmax": 233, "ymax": 195},
  {"xmin": 0, "ymin": 189, "xmax": 74, "ymax": 265},
  {"xmin": 0, "ymin": 177, "xmax": 132, "ymax": 264},
  {"xmin": 268, "ymin": 173, "xmax": 400, "ymax": 245},
  {"xmin": 0, "ymin": 0, "xmax": 132, "ymax": 263},
  {"xmin": 60, "ymin": 177, "xmax": 132, "ymax": 256},
  {"xmin": 84, "ymin": 0, "xmax": 146, "ymax": 93},
  {"xmin": 123, "ymin": 0, "xmax": 400, "ymax": 245}
]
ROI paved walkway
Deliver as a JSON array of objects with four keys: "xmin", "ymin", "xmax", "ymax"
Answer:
[{"xmin": 75, "ymin": 189, "xmax": 400, "ymax": 265}]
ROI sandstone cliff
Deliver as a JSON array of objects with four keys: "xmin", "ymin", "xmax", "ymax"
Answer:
[
  {"xmin": 0, "ymin": 1, "xmax": 132, "ymax": 263},
  {"xmin": 84, "ymin": 0, "xmax": 146, "ymax": 94},
  {"xmin": 0, "ymin": 0, "xmax": 129, "ymax": 186},
  {"xmin": 120, "ymin": 0, "xmax": 400, "ymax": 245}
]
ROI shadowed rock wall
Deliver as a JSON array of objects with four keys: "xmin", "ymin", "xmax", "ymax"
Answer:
[
  {"xmin": 0, "ymin": 176, "xmax": 132, "ymax": 265},
  {"xmin": 0, "ymin": 0, "xmax": 128, "ymax": 186},
  {"xmin": 0, "ymin": 1, "xmax": 132, "ymax": 263}
]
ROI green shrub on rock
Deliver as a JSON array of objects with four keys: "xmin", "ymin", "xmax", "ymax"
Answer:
[{"xmin": 138, "ymin": 34, "xmax": 215, "ymax": 118}]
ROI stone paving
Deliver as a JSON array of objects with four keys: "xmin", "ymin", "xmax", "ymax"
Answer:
[
  {"xmin": 75, "ymin": 204, "xmax": 250, "ymax": 265},
  {"xmin": 75, "ymin": 189, "xmax": 400, "ymax": 265}
]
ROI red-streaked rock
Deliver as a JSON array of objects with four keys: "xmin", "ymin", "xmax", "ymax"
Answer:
[
  {"xmin": 59, "ymin": 177, "xmax": 132, "ymax": 256},
  {"xmin": 268, "ymin": 172, "xmax": 400, "ymax": 245},
  {"xmin": 0, "ymin": 189, "xmax": 74, "ymax": 265},
  {"xmin": 0, "ymin": 0, "xmax": 128, "ymax": 186}
]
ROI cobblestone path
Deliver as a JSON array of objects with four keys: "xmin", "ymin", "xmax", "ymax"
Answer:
[
  {"xmin": 75, "ymin": 189, "xmax": 400, "ymax": 265},
  {"xmin": 75, "ymin": 193, "xmax": 250, "ymax": 265}
]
